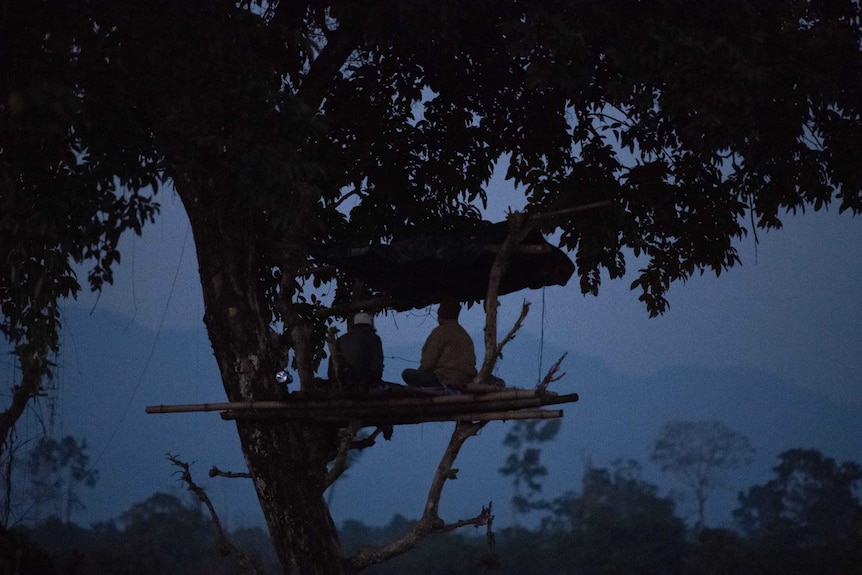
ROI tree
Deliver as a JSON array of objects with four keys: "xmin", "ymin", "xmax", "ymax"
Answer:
[
  {"xmin": 22, "ymin": 435, "xmax": 98, "ymax": 524},
  {"xmin": 499, "ymin": 419, "xmax": 561, "ymax": 522},
  {"xmin": 734, "ymin": 449, "xmax": 862, "ymax": 575},
  {"xmin": 651, "ymin": 419, "xmax": 754, "ymax": 530},
  {"xmin": 3, "ymin": 1, "xmax": 862, "ymax": 573},
  {"xmin": 1, "ymin": 434, "xmax": 98, "ymax": 526},
  {"xmin": 544, "ymin": 460, "xmax": 688, "ymax": 575}
]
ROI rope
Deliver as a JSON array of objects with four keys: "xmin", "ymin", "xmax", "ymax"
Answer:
[
  {"xmin": 538, "ymin": 287, "xmax": 546, "ymax": 384},
  {"xmin": 91, "ymin": 222, "xmax": 191, "ymax": 470}
]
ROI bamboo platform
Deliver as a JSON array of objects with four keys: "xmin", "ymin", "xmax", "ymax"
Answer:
[{"xmin": 145, "ymin": 385, "xmax": 579, "ymax": 427}]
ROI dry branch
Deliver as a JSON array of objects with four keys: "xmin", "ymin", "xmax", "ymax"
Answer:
[
  {"xmin": 537, "ymin": 352, "xmax": 568, "ymax": 394},
  {"xmin": 479, "ymin": 213, "xmax": 531, "ymax": 381},
  {"xmin": 209, "ymin": 466, "xmax": 252, "ymax": 479},
  {"xmin": 350, "ymin": 425, "xmax": 391, "ymax": 450},
  {"xmin": 168, "ymin": 455, "xmax": 265, "ymax": 575},
  {"xmin": 492, "ymin": 299, "xmax": 530, "ymax": 364},
  {"xmin": 325, "ymin": 421, "xmax": 361, "ymax": 489},
  {"xmin": 347, "ymin": 421, "xmax": 490, "ymax": 572}
]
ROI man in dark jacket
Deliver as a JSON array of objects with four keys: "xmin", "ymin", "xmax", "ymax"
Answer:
[{"xmin": 328, "ymin": 312, "xmax": 385, "ymax": 391}]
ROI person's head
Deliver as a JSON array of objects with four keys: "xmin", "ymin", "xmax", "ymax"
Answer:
[
  {"xmin": 353, "ymin": 312, "xmax": 374, "ymax": 328},
  {"xmin": 437, "ymin": 297, "xmax": 461, "ymax": 322}
]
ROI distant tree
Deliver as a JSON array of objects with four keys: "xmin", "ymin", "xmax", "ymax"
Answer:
[
  {"xmin": 651, "ymin": 420, "xmax": 754, "ymax": 530},
  {"xmin": 499, "ymin": 419, "xmax": 561, "ymax": 522},
  {"xmin": 21, "ymin": 435, "xmax": 98, "ymax": 524},
  {"xmin": 4, "ymin": 2, "xmax": 862, "ymax": 572},
  {"xmin": 543, "ymin": 460, "xmax": 688, "ymax": 575},
  {"xmin": 734, "ymin": 448, "xmax": 862, "ymax": 575}
]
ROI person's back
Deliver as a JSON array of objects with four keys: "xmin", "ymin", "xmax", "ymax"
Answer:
[
  {"xmin": 330, "ymin": 313, "xmax": 384, "ymax": 390},
  {"xmin": 419, "ymin": 319, "xmax": 476, "ymax": 386},
  {"xmin": 402, "ymin": 298, "xmax": 476, "ymax": 390}
]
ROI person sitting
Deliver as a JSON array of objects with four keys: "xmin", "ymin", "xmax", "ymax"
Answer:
[
  {"xmin": 402, "ymin": 297, "xmax": 477, "ymax": 391},
  {"xmin": 328, "ymin": 312, "xmax": 385, "ymax": 392}
]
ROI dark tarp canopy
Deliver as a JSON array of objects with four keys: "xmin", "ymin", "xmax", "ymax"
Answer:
[{"xmin": 312, "ymin": 221, "xmax": 575, "ymax": 311}]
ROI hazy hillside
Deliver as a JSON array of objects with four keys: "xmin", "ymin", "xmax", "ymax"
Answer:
[{"xmin": 12, "ymin": 303, "xmax": 861, "ymax": 531}]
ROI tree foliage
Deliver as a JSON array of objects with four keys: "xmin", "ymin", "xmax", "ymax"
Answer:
[
  {"xmin": 499, "ymin": 419, "xmax": 561, "ymax": 518},
  {"xmin": 651, "ymin": 419, "xmax": 754, "ymax": 529},
  {"xmin": 3, "ymin": 1, "xmax": 862, "ymax": 572},
  {"xmin": 734, "ymin": 448, "xmax": 862, "ymax": 575},
  {"xmin": 22, "ymin": 435, "xmax": 98, "ymax": 524},
  {"xmin": 508, "ymin": 459, "xmax": 688, "ymax": 575}
]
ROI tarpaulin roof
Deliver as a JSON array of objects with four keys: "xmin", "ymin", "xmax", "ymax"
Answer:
[{"xmin": 312, "ymin": 221, "xmax": 575, "ymax": 311}]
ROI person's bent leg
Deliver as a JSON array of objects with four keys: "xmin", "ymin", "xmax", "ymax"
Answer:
[{"xmin": 401, "ymin": 368, "xmax": 441, "ymax": 388}]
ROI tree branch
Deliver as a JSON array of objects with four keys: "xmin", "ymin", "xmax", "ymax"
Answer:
[
  {"xmin": 0, "ymin": 360, "xmax": 43, "ymax": 459},
  {"xmin": 537, "ymin": 353, "xmax": 567, "ymax": 394},
  {"xmin": 492, "ymin": 299, "xmax": 530, "ymax": 367},
  {"xmin": 298, "ymin": 23, "xmax": 357, "ymax": 111},
  {"xmin": 478, "ymin": 212, "xmax": 538, "ymax": 382},
  {"xmin": 325, "ymin": 421, "xmax": 360, "ymax": 489},
  {"xmin": 433, "ymin": 503, "xmax": 493, "ymax": 534},
  {"xmin": 350, "ymin": 425, "xmax": 390, "ymax": 450},
  {"xmin": 347, "ymin": 421, "xmax": 489, "ymax": 572},
  {"xmin": 208, "ymin": 466, "xmax": 252, "ymax": 479},
  {"xmin": 168, "ymin": 455, "xmax": 266, "ymax": 575},
  {"xmin": 325, "ymin": 326, "xmax": 343, "ymax": 393},
  {"xmin": 326, "ymin": 425, "xmax": 393, "ymax": 489}
]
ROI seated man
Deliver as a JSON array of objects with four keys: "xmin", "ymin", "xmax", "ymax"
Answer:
[
  {"xmin": 402, "ymin": 297, "xmax": 477, "ymax": 390},
  {"xmin": 328, "ymin": 312, "xmax": 384, "ymax": 391}
]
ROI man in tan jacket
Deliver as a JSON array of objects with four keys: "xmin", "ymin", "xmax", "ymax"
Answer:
[{"xmin": 402, "ymin": 297, "xmax": 477, "ymax": 390}]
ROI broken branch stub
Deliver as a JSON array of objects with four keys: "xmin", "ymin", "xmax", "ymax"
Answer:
[{"xmin": 347, "ymin": 421, "xmax": 488, "ymax": 572}]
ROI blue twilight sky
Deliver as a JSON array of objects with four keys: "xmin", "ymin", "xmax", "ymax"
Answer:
[{"xmin": 25, "ymin": 175, "xmax": 861, "ymax": 530}]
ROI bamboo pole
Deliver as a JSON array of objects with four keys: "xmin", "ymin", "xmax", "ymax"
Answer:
[
  {"xmin": 369, "ymin": 409, "xmax": 564, "ymax": 425},
  {"xmin": 217, "ymin": 393, "xmax": 578, "ymax": 422},
  {"xmin": 145, "ymin": 387, "xmax": 562, "ymax": 415},
  {"xmin": 221, "ymin": 408, "xmax": 564, "ymax": 425},
  {"xmin": 218, "ymin": 397, "xmax": 546, "ymax": 422}
]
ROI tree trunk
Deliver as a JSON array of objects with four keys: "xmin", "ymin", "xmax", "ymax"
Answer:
[
  {"xmin": 236, "ymin": 419, "xmax": 343, "ymax": 574},
  {"xmin": 178, "ymin": 182, "xmax": 345, "ymax": 574}
]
